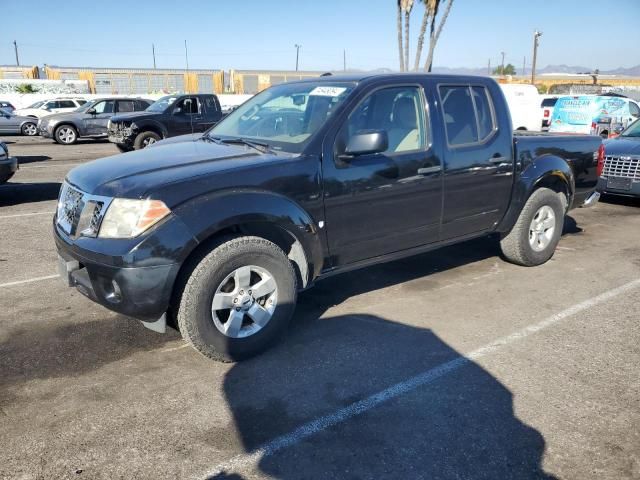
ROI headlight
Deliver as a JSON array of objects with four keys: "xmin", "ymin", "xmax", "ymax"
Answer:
[{"xmin": 99, "ymin": 198, "xmax": 171, "ymax": 238}]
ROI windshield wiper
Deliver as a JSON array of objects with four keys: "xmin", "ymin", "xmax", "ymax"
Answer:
[{"xmin": 208, "ymin": 136, "xmax": 275, "ymax": 154}]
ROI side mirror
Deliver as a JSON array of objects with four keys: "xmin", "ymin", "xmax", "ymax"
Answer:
[
  {"xmin": 340, "ymin": 130, "xmax": 389, "ymax": 160},
  {"xmin": 87, "ymin": 108, "xmax": 96, "ymax": 115}
]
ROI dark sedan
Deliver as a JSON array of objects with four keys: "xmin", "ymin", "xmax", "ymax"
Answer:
[
  {"xmin": 0, "ymin": 140, "xmax": 18, "ymax": 184},
  {"xmin": 599, "ymin": 119, "xmax": 640, "ymax": 197}
]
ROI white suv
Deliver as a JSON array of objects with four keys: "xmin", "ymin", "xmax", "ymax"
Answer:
[{"xmin": 14, "ymin": 98, "xmax": 88, "ymax": 119}]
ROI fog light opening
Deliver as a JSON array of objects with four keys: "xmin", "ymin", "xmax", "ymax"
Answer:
[{"xmin": 105, "ymin": 279, "xmax": 122, "ymax": 304}]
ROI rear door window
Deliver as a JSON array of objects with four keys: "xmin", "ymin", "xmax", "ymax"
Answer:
[
  {"xmin": 439, "ymin": 86, "xmax": 478, "ymax": 146},
  {"xmin": 117, "ymin": 100, "xmax": 135, "ymax": 113},
  {"xmin": 58, "ymin": 100, "xmax": 76, "ymax": 109},
  {"xmin": 471, "ymin": 86, "xmax": 496, "ymax": 140}
]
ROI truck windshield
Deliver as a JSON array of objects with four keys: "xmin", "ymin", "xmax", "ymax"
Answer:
[
  {"xmin": 620, "ymin": 119, "xmax": 640, "ymax": 137},
  {"xmin": 147, "ymin": 95, "xmax": 178, "ymax": 113},
  {"xmin": 208, "ymin": 82, "xmax": 355, "ymax": 153}
]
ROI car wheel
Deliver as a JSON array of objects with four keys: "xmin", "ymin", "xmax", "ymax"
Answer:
[
  {"xmin": 55, "ymin": 125, "xmax": 78, "ymax": 145},
  {"xmin": 499, "ymin": 187, "xmax": 565, "ymax": 266},
  {"xmin": 133, "ymin": 131, "xmax": 161, "ymax": 150},
  {"xmin": 21, "ymin": 122, "xmax": 38, "ymax": 136},
  {"xmin": 177, "ymin": 236, "xmax": 297, "ymax": 362}
]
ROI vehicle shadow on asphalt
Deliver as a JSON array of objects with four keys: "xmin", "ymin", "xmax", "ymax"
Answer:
[
  {"xmin": 0, "ymin": 181, "xmax": 61, "ymax": 206},
  {"xmin": 16, "ymin": 155, "xmax": 52, "ymax": 164},
  {"xmin": 211, "ymin": 313, "xmax": 558, "ymax": 479},
  {"xmin": 601, "ymin": 193, "xmax": 640, "ymax": 208},
  {"xmin": 0, "ymin": 316, "xmax": 181, "ymax": 404}
]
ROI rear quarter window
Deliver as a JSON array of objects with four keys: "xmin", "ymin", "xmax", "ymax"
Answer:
[{"xmin": 439, "ymin": 85, "xmax": 496, "ymax": 146}]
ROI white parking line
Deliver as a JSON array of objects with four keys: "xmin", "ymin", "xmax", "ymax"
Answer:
[
  {"xmin": 202, "ymin": 277, "xmax": 640, "ymax": 479},
  {"xmin": 0, "ymin": 211, "xmax": 53, "ymax": 220},
  {"xmin": 0, "ymin": 274, "xmax": 59, "ymax": 288}
]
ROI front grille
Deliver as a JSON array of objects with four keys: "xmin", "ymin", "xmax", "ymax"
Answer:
[
  {"xmin": 56, "ymin": 183, "xmax": 111, "ymax": 238},
  {"xmin": 58, "ymin": 184, "xmax": 84, "ymax": 229},
  {"xmin": 602, "ymin": 155, "xmax": 640, "ymax": 180}
]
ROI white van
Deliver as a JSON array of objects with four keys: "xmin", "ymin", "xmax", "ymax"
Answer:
[{"xmin": 499, "ymin": 84, "xmax": 541, "ymax": 131}]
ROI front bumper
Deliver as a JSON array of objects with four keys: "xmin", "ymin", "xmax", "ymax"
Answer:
[
  {"xmin": 53, "ymin": 218, "xmax": 196, "ymax": 322},
  {"xmin": 38, "ymin": 124, "xmax": 54, "ymax": 138},
  {"xmin": 597, "ymin": 177, "xmax": 640, "ymax": 198},
  {"xmin": 0, "ymin": 156, "xmax": 18, "ymax": 181}
]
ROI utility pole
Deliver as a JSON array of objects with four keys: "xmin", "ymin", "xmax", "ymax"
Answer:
[
  {"xmin": 343, "ymin": 49, "xmax": 346, "ymax": 72},
  {"xmin": 152, "ymin": 44, "xmax": 157, "ymax": 69},
  {"xmin": 488, "ymin": 58, "xmax": 491, "ymax": 75},
  {"xmin": 531, "ymin": 30, "xmax": 542, "ymax": 84},
  {"xmin": 13, "ymin": 40, "xmax": 20, "ymax": 66},
  {"xmin": 522, "ymin": 56, "xmax": 526, "ymax": 77},
  {"xmin": 500, "ymin": 51, "xmax": 505, "ymax": 76},
  {"xmin": 294, "ymin": 44, "xmax": 301, "ymax": 71}
]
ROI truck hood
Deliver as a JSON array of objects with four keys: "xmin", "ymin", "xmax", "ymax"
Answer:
[
  {"xmin": 604, "ymin": 137, "xmax": 640, "ymax": 156},
  {"xmin": 66, "ymin": 139, "xmax": 278, "ymax": 199},
  {"xmin": 110, "ymin": 111, "xmax": 163, "ymax": 123}
]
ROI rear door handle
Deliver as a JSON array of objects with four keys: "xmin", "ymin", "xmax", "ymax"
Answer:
[{"xmin": 417, "ymin": 165, "xmax": 442, "ymax": 175}]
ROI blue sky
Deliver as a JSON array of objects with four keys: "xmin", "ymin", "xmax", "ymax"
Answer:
[{"xmin": 2, "ymin": 0, "xmax": 639, "ymax": 72}]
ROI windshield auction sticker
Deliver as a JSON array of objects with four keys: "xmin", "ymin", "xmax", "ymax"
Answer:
[{"xmin": 309, "ymin": 86, "xmax": 347, "ymax": 97}]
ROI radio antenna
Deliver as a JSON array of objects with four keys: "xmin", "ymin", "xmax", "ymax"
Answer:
[{"xmin": 184, "ymin": 39, "xmax": 195, "ymax": 135}]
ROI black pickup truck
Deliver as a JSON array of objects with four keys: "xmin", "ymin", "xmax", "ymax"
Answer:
[
  {"xmin": 107, "ymin": 94, "xmax": 223, "ymax": 151},
  {"xmin": 55, "ymin": 74, "xmax": 603, "ymax": 361}
]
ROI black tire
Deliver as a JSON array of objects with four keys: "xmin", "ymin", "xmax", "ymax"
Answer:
[
  {"xmin": 500, "ymin": 187, "xmax": 565, "ymax": 267},
  {"xmin": 133, "ymin": 131, "xmax": 161, "ymax": 150},
  {"xmin": 54, "ymin": 124, "xmax": 78, "ymax": 145},
  {"xmin": 115, "ymin": 144, "xmax": 133, "ymax": 153},
  {"xmin": 21, "ymin": 122, "xmax": 38, "ymax": 136},
  {"xmin": 177, "ymin": 236, "xmax": 297, "ymax": 362}
]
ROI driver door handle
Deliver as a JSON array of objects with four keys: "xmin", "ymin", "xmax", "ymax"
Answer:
[{"xmin": 417, "ymin": 165, "xmax": 442, "ymax": 175}]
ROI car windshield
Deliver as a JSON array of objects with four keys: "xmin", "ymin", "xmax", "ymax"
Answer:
[
  {"xmin": 27, "ymin": 100, "xmax": 45, "ymax": 109},
  {"xmin": 147, "ymin": 95, "xmax": 178, "ymax": 113},
  {"xmin": 208, "ymin": 81, "xmax": 355, "ymax": 153},
  {"xmin": 620, "ymin": 119, "xmax": 640, "ymax": 137}
]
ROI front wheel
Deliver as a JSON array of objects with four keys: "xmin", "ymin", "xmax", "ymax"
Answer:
[
  {"xmin": 177, "ymin": 236, "xmax": 297, "ymax": 362},
  {"xmin": 500, "ymin": 187, "xmax": 565, "ymax": 266},
  {"xmin": 54, "ymin": 125, "xmax": 78, "ymax": 145},
  {"xmin": 133, "ymin": 131, "xmax": 161, "ymax": 150}
]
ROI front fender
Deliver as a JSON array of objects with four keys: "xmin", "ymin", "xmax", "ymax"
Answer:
[
  {"xmin": 172, "ymin": 189, "xmax": 325, "ymax": 282},
  {"xmin": 131, "ymin": 119, "xmax": 168, "ymax": 138},
  {"xmin": 496, "ymin": 154, "xmax": 575, "ymax": 233}
]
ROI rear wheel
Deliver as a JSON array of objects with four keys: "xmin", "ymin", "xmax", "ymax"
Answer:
[
  {"xmin": 177, "ymin": 236, "xmax": 297, "ymax": 362},
  {"xmin": 54, "ymin": 125, "xmax": 78, "ymax": 145},
  {"xmin": 500, "ymin": 187, "xmax": 565, "ymax": 266},
  {"xmin": 21, "ymin": 122, "xmax": 37, "ymax": 136},
  {"xmin": 133, "ymin": 131, "xmax": 161, "ymax": 150}
]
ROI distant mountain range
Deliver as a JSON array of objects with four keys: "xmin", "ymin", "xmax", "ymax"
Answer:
[{"xmin": 430, "ymin": 64, "xmax": 640, "ymax": 76}]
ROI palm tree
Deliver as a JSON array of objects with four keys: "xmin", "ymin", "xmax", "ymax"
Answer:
[
  {"xmin": 402, "ymin": 0, "xmax": 415, "ymax": 72},
  {"xmin": 413, "ymin": 0, "xmax": 438, "ymax": 71},
  {"xmin": 397, "ymin": 0, "xmax": 405, "ymax": 71},
  {"xmin": 424, "ymin": 0, "xmax": 454, "ymax": 72}
]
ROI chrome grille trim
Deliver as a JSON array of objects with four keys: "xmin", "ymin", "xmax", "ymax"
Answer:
[
  {"xmin": 602, "ymin": 155, "xmax": 640, "ymax": 180},
  {"xmin": 56, "ymin": 182, "xmax": 112, "ymax": 238}
]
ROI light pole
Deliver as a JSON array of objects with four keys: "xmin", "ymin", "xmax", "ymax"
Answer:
[
  {"xmin": 500, "ymin": 51, "xmax": 505, "ymax": 76},
  {"xmin": 531, "ymin": 30, "xmax": 542, "ymax": 85},
  {"xmin": 294, "ymin": 44, "xmax": 301, "ymax": 71}
]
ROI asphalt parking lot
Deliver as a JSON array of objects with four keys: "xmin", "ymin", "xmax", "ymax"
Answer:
[{"xmin": 1, "ymin": 135, "xmax": 639, "ymax": 480}]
